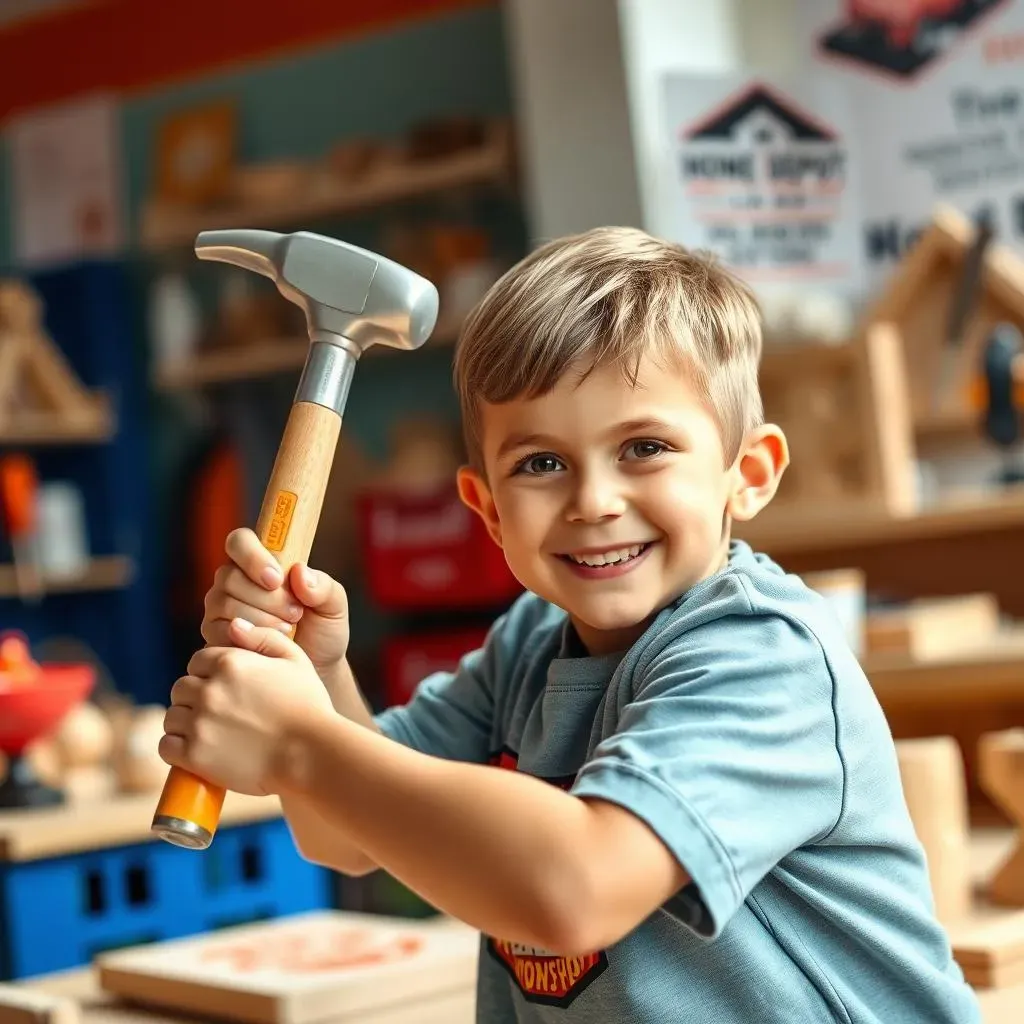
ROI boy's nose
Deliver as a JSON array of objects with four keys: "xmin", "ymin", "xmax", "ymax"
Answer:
[{"xmin": 567, "ymin": 474, "xmax": 627, "ymax": 522}]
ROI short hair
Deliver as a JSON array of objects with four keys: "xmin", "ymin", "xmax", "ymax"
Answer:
[{"xmin": 453, "ymin": 225, "xmax": 764, "ymax": 470}]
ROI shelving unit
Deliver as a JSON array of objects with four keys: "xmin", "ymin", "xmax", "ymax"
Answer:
[
  {"xmin": 739, "ymin": 484, "xmax": 1024, "ymax": 556},
  {"xmin": 0, "ymin": 396, "xmax": 114, "ymax": 445},
  {"xmin": 0, "ymin": 555, "xmax": 133, "ymax": 599},
  {"xmin": 152, "ymin": 317, "xmax": 463, "ymax": 391},
  {"xmin": 139, "ymin": 120, "xmax": 515, "ymax": 252}
]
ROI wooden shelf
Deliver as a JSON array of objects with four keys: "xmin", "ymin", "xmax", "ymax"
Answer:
[
  {"xmin": 863, "ymin": 627, "xmax": 1024, "ymax": 703},
  {"xmin": 739, "ymin": 485, "xmax": 1024, "ymax": 555},
  {"xmin": 153, "ymin": 318, "xmax": 462, "ymax": 391},
  {"xmin": 0, "ymin": 396, "xmax": 114, "ymax": 445},
  {"xmin": 139, "ymin": 121, "xmax": 514, "ymax": 252},
  {"xmin": 0, "ymin": 555, "xmax": 133, "ymax": 598}
]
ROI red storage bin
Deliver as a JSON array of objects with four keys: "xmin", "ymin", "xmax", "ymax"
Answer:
[
  {"xmin": 357, "ymin": 484, "xmax": 521, "ymax": 611},
  {"xmin": 382, "ymin": 627, "xmax": 492, "ymax": 707}
]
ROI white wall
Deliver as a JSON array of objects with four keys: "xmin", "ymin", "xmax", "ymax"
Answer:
[
  {"xmin": 616, "ymin": 0, "xmax": 744, "ymax": 238},
  {"xmin": 503, "ymin": 0, "xmax": 800, "ymax": 241},
  {"xmin": 501, "ymin": 0, "xmax": 644, "ymax": 242}
]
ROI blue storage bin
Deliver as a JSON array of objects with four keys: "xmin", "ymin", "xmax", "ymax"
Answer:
[{"xmin": 1, "ymin": 817, "xmax": 332, "ymax": 980}]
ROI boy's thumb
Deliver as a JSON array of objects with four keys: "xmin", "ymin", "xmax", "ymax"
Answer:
[
  {"xmin": 290, "ymin": 565, "xmax": 347, "ymax": 620},
  {"xmin": 228, "ymin": 617, "xmax": 298, "ymax": 659}
]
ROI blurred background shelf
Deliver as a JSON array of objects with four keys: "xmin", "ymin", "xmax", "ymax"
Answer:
[
  {"xmin": 0, "ymin": 556, "xmax": 134, "ymax": 598},
  {"xmin": 139, "ymin": 119, "xmax": 515, "ymax": 252},
  {"xmin": 152, "ymin": 318, "xmax": 463, "ymax": 391},
  {"xmin": 740, "ymin": 486, "xmax": 1024, "ymax": 556},
  {"xmin": 0, "ymin": 402, "xmax": 115, "ymax": 446}
]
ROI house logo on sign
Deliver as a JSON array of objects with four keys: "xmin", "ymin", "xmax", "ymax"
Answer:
[
  {"xmin": 817, "ymin": 0, "xmax": 1010, "ymax": 81},
  {"xmin": 677, "ymin": 83, "xmax": 848, "ymax": 278}
]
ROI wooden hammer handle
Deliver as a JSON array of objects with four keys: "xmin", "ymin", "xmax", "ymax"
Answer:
[{"xmin": 153, "ymin": 400, "xmax": 343, "ymax": 846}]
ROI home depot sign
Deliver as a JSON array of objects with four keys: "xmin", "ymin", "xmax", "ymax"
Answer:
[{"xmin": 660, "ymin": 74, "xmax": 864, "ymax": 298}]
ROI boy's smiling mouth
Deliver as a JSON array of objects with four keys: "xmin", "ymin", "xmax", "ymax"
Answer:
[{"xmin": 557, "ymin": 541, "xmax": 657, "ymax": 578}]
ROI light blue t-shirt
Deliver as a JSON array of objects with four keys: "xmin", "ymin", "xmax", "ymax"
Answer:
[{"xmin": 375, "ymin": 541, "xmax": 981, "ymax": 1023}]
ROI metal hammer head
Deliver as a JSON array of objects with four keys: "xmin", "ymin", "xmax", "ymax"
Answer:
[{"xmin": 194, "ymin": 228, "xmax": 439, "ymax": 355}]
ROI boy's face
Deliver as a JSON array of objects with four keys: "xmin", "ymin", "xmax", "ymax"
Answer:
[{"xmin": 458, "ymin": 355, "xmax": 787, "ymax": 655}]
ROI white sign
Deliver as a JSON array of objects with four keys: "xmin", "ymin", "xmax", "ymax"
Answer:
[
  {"xmin": 799, "ymin": 0, "xmax": 1024, "ymax": 290},
  {"xmin": 7, "ymin": 92, "xmax": 125, "ymax": 268},
  {"xmin": 660, "ymin": 74, "xmax": 864, "ymax": 299}
]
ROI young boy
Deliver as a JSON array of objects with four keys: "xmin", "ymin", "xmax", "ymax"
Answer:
[{"xmin": 160, "ymin": 227, "xmax": 982, "ymax": 1023}]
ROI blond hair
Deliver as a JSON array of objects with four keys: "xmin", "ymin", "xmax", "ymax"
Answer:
[{"xmin": 453, "ymin": 226, "xmax": 764, "ymax": 469}]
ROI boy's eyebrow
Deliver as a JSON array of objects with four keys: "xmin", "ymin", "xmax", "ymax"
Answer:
[
  {"xmin": 495, "ymin": 432, "xmax": 555, "ymax": 460},
  {"xmin": 495, "ymin": 418, "xmax": 681, "ymax": 461}
]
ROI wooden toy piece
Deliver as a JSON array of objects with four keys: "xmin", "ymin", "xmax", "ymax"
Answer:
[
  {"xmin": 894, "ymin": 736, "xmax": 972, "ymax": 924},
  {"xmin": 861, "ymin": 201, "xmax": 1024, "ymax": 430},
  {"xmin": 949, "ymin": 912, "xmax": 1024, "ymax": 989},
  {"xmin": 52, "ymin": 699, "xmax": 117, "ymax": 804},
  {"xmin": 979, "ymin": 728, "xmax": 1024, "ymax": 907},
  {"xmin": 113, "ymin": 704, "xmax": 173, "ymax": 794},
  {"xmin": 0, "ymin": 279, "xmax": 112, "ymax": 442},
  {"xmin": 756, "ymin": 318, "xmax": 918, "ymax": 524},
  {"xmin": 864, "ymin": 592, "xmax": 1001, "ymax": 660},
  {"xmin": 96, "ymin": 910, "xmax": 479, "ymax": 1024},
  {"xmin": 0, "ymin": 982, "xmax": 80, "ymax": 1023}
]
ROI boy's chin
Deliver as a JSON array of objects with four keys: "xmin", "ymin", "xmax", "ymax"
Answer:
[{"xmin": 566, "ymin": 598, "xmax": 658, "ymax": 635}]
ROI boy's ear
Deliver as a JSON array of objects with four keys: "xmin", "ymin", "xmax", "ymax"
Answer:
[
  {"xmin": 727, "ymin": 424, "xmax": 789, "ymax": 522},
  {"xmin": 457, "ymin": 465, "xmax": 503, "ymax": 546}
]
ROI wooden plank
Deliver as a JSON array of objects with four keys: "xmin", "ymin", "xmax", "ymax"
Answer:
[
  {"xmin": 0, "ymin": 791, "xmax": 282, "ymax": 862},
  {"xmin": 0, "ymin": 983, "xmax": 79, "ymax": 1023},
  {"xmin": 94, "ymin": 912, "xmax": 478, "ymax": 1024}
]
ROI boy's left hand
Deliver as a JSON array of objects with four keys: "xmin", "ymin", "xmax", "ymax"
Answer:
[{"xmin": 159, "ymin": 618, "xmax": 335, "ymax": 796}]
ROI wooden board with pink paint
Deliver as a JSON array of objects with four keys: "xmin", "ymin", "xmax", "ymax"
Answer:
[{"xmin": 94, "ymin": 911, "xmax": 479, "ymax": 1024}]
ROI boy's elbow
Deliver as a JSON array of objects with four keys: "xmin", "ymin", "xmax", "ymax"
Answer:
[
  {"xmin": 527, "ymin": 861, "xmax": 609, "ymax": 960},
  {"xmin": 295, "ymin": 838, "xmax": 378, "ymax": 877}
]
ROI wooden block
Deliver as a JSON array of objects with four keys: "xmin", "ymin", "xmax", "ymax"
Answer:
[
  {"xmin": 865, "ymin": 593, "xmax": 1001, "ymax": 660},
  {"xmin": 895, "ymin": 736, "xmax": 973, "ymax": 924},
  {"xmin": 950, "ymin": 911, "xmax": 1024, "ymax": 989},
  {"xmin": 96, "ymin": 911, "xmax": 479, "ymax": 1024},
  {"xmin": 980, "ymin": 729, "xmax": 1024, "ymax": 907},
  {"xmin": 0, "ymin": 982, "xmax": 80, "ymax": 1023}
]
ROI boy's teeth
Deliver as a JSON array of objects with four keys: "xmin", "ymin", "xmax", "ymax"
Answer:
[{"xmin": 570, "ymin": 544, "xmax": 643, "ymax": 567}]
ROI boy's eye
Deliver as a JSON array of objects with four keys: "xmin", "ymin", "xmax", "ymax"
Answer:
[
  {"xmin": 623, "ymin": 439, "xmax": 668, "ymax": 461},
  {"xmin": 517, "ymin": 453, "xmax": 565, "ymax": 475}
]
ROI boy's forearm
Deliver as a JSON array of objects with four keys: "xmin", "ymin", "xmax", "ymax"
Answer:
[
  {"xmin": 280, "ymin": 657, "xmax": 380, "ymax": 873},
  {"xmin": 272, "ymin": 710, "xmax": 603, "ymax": 954},
  {"xmin": 316, "ymin": 658, "xmax": 379, "ymax": 732}
]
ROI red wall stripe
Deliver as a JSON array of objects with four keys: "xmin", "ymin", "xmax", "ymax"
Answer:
[{"xmin": 0, "ymin": 0, "xmax": 492, "ymax": 123}]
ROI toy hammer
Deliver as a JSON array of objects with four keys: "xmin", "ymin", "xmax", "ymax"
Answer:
[{"xmin": 151, "ymin": 228, "xmax": 439, "ymax": 850}]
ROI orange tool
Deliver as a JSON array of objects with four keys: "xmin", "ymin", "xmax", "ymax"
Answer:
[
  {"xmin": 0, "ymin": 453, "xmax": 41, "ymax": 600},
  {"xmin": 151, "ymin": 229, "xmax": 438, "ymax": 850}
]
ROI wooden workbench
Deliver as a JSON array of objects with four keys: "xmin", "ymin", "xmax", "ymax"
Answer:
[
  {"xmin": 0, "ymin": 791, "xmax": 282, "ymax": 862},
  {"xmin": 9, "ymin": 832, "xmax": 1022, "ymax": 1023},
  {"xmin": 10, "ymin": 966, "xmax": 476, "ymax": 1024}
]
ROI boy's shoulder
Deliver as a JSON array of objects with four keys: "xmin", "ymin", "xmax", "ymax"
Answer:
[{"xmin": 632, "ymin": 540, "xmax": 859, "ymax": 682}]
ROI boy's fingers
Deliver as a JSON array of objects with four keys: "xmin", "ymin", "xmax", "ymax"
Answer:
[
  {"xmin": 203, "ymin": 594, "xmax": 297, "ymax": 635},
  {"xmin": 228, "ymin": 617, "xmax": 300, "ymax": 659},
  {"xmin": 289, "ymin": 565, "xmax": 348, "ymax": 620},
  {"xmin": 207, "ymin": 564, "xmax": 301, "ymax": 623},
  {"xmin": 224, "ymin": 528, "xmax": 283, "ymax": 590}
]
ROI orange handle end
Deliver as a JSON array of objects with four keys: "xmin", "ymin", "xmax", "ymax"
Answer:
[{"xmin": 152, "ymin": 766, "xmax": 225, "ymax": 849}]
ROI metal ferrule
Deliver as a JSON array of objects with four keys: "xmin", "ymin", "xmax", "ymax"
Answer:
[{"xmin": 295, "ymin": 335, "xmax": 359, "ymax": 415}]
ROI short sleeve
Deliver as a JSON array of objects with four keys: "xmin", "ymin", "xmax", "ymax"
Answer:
[{"xmin": 570, "ymin": 611, "xmax": 844, "ymax": 939}]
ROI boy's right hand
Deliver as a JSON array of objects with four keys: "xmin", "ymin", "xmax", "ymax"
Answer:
[{"xmin": 200, "ymin": 527, "xmax": 350, "ymax": 675}]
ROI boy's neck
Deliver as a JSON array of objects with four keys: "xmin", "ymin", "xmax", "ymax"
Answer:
[{"xmin": 567, "ymin": 532, "xmax": 735, "ymax": 658}]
